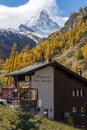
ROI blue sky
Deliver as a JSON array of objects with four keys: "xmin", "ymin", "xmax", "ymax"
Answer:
[
  {"xmin": 56, "ymin": 0, "xmax": 87, "ymax": 17},
  {"xmin": 0, "ymin": 0, "xmax": 87, "ymax": 28},
  {"xmin": 0, "ymin": 0, "xmax": 87, "ymax": 17},
  {"xmin": 0, "ymin": 0, "xmax": 29, "ymax": 7}
]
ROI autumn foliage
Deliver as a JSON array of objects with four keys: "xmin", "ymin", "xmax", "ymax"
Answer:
[{"xmin": 4, "ymin": 19, "xmax": 87, "ymax": 84}]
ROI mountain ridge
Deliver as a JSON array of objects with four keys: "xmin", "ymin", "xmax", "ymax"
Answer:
[
  {"xmin": 61, "ymin": 7, "xmax": 87, "ymax": 33},
  {"xmin": 0, "ymin": 9, "xmax": 62, "ymax": 60},
  {"xmin": 0, "ymin": 28, "xmax": 36, "ymax": 59},
  {"xmin": 19, "ymin": 10, "xmax": 60, "ymax": 38}
]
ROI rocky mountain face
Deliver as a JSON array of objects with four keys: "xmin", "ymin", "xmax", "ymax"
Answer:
[
  {"xmin": 61, "ymin": 7, "xmax": 87, "ymax": 33},
  {"xmin": 19, "ymin": 10, "xmax": 60, "ymax": 38},
  {"xmin": 0, "ymin": 29, "xmax": 36, "ymax": 59},
  {"xmin": 0, "ymin": 10, "xmax": 61, "ymax": 60}
]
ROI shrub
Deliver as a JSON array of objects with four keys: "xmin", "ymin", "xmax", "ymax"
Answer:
[
  {"xmin": 67, "ymin": 116, "xmax": 74, "ymax": 126},
  {"xmin": 76, "ymin": 49, "xmax": 84, "ymax": 60},
  {"xmin": 83, "ymin": 60, "xmax": 87, "ymax": 71}
]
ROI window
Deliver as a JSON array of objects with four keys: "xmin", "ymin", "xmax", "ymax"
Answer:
[
  {"xmin": 21, "ymin": 89, "xmax": 38, "ymax": 100},
  {"xmin": 81, "ymin": 106, "xmax": 84, "ymax": 113},
  {"xmin": 72, "ymin": 90, "xmax": 75, "ymax": 96},
  {"xmin": 64, "ymin": 112, "xmax": 70, "ymax": 117},
  {"xmin": 76, "ymin": 90, "xmax": 79, "ymax": 96},
  {"xmin": 28, "ymin": 89, "xmax": 38, "ymax": 100},
  {"xmin": 72, "ymin": 106, "xmax": 77, "ymax": 113},
  {"xmin": 72, "ymin": 89, "xmax": 84, "ymax": 97},
  {"xmin": 43, "ymin": 109, "xmax": 48, "ymax": 117},
  {"xmin": 80, "ymin": 89, "xmax": 84, "ymax": 96}
]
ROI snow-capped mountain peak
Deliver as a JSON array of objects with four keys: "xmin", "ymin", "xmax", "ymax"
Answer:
[
  {"xmin": 19, "ymin": 10, "xmax": 60, "ymax": 38},
  {"xmin": 26, "ymin": 10, "xmax": 49, "ymax": 27}
]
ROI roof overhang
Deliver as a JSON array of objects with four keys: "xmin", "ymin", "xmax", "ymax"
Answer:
[{"xmin": 6, "ymin": 61, "xmax": 87, "ymax": 84}]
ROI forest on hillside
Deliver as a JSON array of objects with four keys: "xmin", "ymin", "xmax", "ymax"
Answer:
[
  {"xmin": 2, "ymin": 18, "xmax": 87, "ymax": 85},
  {"xmin": 0, "ymin": 13, "xmax": 87, "ymax": 85}
]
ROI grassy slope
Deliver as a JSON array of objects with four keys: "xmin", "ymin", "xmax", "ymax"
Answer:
[
  {"xmin": 0, "ymin": 105, "xmax": 81, "ymax": 130},
  {"xmin": 53, "ymin": 42, "xmax": 87, "ymax": 79}
]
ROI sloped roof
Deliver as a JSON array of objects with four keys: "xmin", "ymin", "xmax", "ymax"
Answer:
[
  {"xmin": 7, "ymin": 61, "xmax": 87, "ymax": 84},
  {"xmin": 7, "ymin": 62, "xmax": 51, "ymax": 76}
]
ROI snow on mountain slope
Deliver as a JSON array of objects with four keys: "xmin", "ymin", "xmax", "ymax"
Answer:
[{"xmin": 19, "ymin": 10, "xmax": 60, "ymax": 38}]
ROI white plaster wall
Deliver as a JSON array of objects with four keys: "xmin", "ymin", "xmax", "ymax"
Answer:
[{"xmin": 31, "ymin": 66, "xmax": 54, "ymax": 119}]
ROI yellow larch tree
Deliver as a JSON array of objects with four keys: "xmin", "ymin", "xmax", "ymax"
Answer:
[
  {"xmin": 82, "ymin": 44, "xmax": 87, "ymax": 59},
  {"xmin": 4, "ymin": 43, "xmax": 18, "ymax": 85}
]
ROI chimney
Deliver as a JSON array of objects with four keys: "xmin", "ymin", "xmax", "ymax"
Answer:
[
  {"xmin": 47, "ymin": 58, "xmax": 52, "ymax": 63},
  {"xmin": 78, "ymin": 68, "xmax": 82, "ymax": 76}
]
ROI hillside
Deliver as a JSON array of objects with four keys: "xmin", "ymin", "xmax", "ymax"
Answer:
[
  {"xmin": 0, "ymin": 29, "xmax": 36, "ymax": 60},
  {"xmin": 3, "ymin": 6, "xmax": 87, "ymax": 85},
  {"xmin": 0, "ymin": 105, "xmax": 81, "ymax": 130},
  {"xmin": 49, "ymin": 7, "xmax": 87, "ymax": 79},
  {"xmin": 53, "ymin": 42, "xmax": 87, "ymax": 78}
]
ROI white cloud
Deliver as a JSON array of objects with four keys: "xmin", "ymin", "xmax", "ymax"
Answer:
[{"xmin": 0, "ymin": 0, "xmax": 68, "ymax": 29}]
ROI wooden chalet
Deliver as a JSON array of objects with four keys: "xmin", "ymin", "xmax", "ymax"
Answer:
[{"xmin": 7, "ymin": 61, "xmax": 87, "ymax": 129}]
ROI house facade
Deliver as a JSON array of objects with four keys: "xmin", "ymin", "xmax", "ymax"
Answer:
[{"xmin": 7, "ymin": 61, "xmax": 87, "ymax": 129}]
